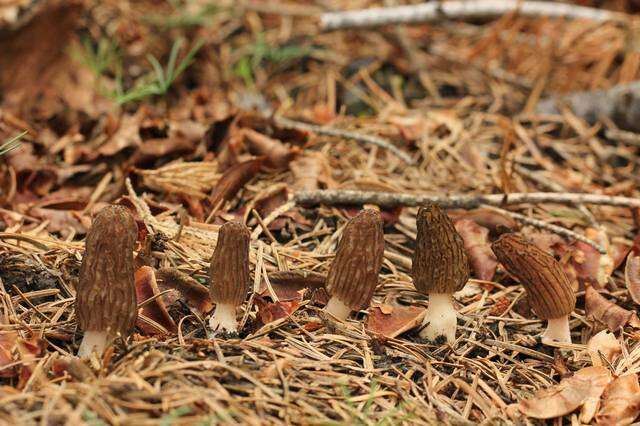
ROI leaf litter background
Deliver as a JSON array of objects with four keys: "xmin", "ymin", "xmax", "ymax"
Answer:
[{"xmin": 2, "ymin": 0, "xmax": 640, "ymax": 424}]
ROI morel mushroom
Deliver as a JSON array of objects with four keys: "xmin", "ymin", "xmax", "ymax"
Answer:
[
  {"xmin": 209, "ymin": 221, "xmax": 250, "ymax": 334},
  {"xmin": 76, "ymin": 205, "xmax": 138, "ymax": 358},
  {"xmin": 412, "ymin": 204, "xmax": 470, "ymax": 343},
  {"xmin": 492, "ymin": 233, "xmax": 576, "ymax": 344},
  {"xmin": 324, "ymin": 209, "xmax": 385, "ymax": 321}
]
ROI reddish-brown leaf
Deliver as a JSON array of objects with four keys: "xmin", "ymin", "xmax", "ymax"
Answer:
[
  {"xmin": 0, "ymin": 332, "xmax": 17, "ymax": 377},
  {"xmin": 243, "ymin": 128, "xmax": 298, "ymax": 169},
  {"xmin": 586, "ymin": 285, "xmax": 640, "ymax": 332},
  {"xmin": 256, "ymin": 297, "xmax": 301, "ymax": 325},
  {"xmin": 366, "ymin": 303, "xmax": 426, "ymax": 338},
  {"xmin": 156, "ymin": 267, "xmax": 213, "ymax": 314},
  {"xmin": 209, "ymin": 157, "xmax": 264, "ymax": 210},
  {"xmin": 134, "ymin": 266, "xmax": 177, "ymax": 335},
  {"xmin": 454, "ymin": 219, "xmax": 498, "ymax": 281},
  {"xmin": 260, "ymin": 270, "xmax": 328, "ymax": 303}
]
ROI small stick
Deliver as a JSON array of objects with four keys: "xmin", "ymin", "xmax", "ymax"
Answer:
[
  {"xmin": 484, "ymin": 206, "xmax": 607, "ymax": 254},
  {"xmin": 294, "ymin": 189, "xmax": 640, "ymax": 210},
  {"xmin": 321, "ymin": 0, "xmax": 626, "ymax": 31},
  {"xmin": 273, "ymin": 116, "xmax": 415, "ymax": 165}
]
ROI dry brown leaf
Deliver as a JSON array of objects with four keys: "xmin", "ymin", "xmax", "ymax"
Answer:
[
  {"xmin": 209, "ymin": 157, "xmax": 264, "ymax": 210},
  {"xmin": 243, "ymin": 128, "xmax": 298, "ymax": 169},
  {"xmin": 134, "ymin": 266, "xmax": 177, "ymax": 335},
  {"xmin": 519, "ymin": 366, "xmax": 611, "ymax": 420},
  {"xmin": 51, "ymin": 356, "xmax": 96, "ymax": 382},
  {"xmin": 156, "ymin": 267, "xmax": 213, "ymax": 314},
  {"xmin": 625, "ymin": 254, "xmax": 640, "ymax": 305},
  {"xmin": 261, "ymin": 270, "xmax": 328, "ymax": 303},
  {"xmin": 587, "ymin": 330, "xmax": 621, "ymax": 366},
  {"xmin": 454, "ymin": 219, "xmax": 498, "ymax": 281},
  {"xmin": 596, "ymin": 374, "xmax": 640, "ymax": 425},
  {"xmin": 0, "ymin": 332, "xmax": 17, "ymax": 377},
  {"xmin": 98, "ymin": 114, "xmax": 141, "ymax": 157},
  {"xmin": 289, "ymin": 152, "xmax": 334, "ymax": 191},
  {"xmin": 586, "ymin": 285, "xmax": 640, "ymax": 332},
  {"xmin": 449, "ymin": 208, "xmax": 517, "ymax": 232},
  {"xmin": 366, "ymin": 303, "xmax": 426, "ymax": 338},
  {"xmin": 255, "ymin": 297, "xmax": 301, "ymax": 325}
]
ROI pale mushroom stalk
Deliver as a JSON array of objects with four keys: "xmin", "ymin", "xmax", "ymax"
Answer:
[
  {"xmin": 208, "ymin": 221, "xmax": 251, "ymax": 336},
  {"xmin": 420, "ymin": 293, "xmax": 457, "ymax": 342},
  {"xmin": 323, "ymin": 210, "xmax": 385, "ymax": 321},
  {"xmin": 209, "ymin": 303, "xmax": 239, "ymax": 334},
  {"xmin": 411, "ymin": 205, "xmax": 469, "ymax": 344},
  {"xmin": 324, "ymin": 297, "xmax": 352, "ymax": 321},
  {"xmin": 541, "ymin": 316, "xmax": 571, "ymax": 344},
  {"xmin": 77, "ymin": 331, "xmax": 108, "ymax": 358}
]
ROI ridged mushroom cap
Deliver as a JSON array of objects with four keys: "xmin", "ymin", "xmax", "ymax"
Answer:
[
  {"xmin": 492, "ymin": 232, "xmax": 576, "ymax": 319},
  {"xmin": 209, "ymin": 221, "xmax": 251, "ymax": 306},
  {"xmin": 76, "ymin": 205, "xmax": 138, "ymax": 336},
  {"xmin": 325, "ymin": 209, "xmax": 385, "ymax": 310},
  {"xmin": 411, "ymin": 204, "xmax": 470, "ymax": 294}
]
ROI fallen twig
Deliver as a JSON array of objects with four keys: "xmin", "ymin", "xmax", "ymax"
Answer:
[
  {"xmin": 484, "ymin": 206, "xmax": 607, "ymax": 254},
  {"xmin": 321, "ymin": 0, "xmax": 626, "ymax": 31},
  {"xmin": 273, "ymin": 116, "xmax": 415, "ymax": 164},
  {"xmin": 294, "ymin": 190, "xmax": 640, "ymax": 210}
]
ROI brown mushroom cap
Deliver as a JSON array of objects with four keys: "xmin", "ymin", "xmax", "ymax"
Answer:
[
  {"xmin": 411, "ymin": 204, "xmax": 470, "ymax": 294},
  {"xmin": 76, "ymin": 205, "xmax": 138, "ymax": 337},
  {"xmin": 209, "ymin": 221, "xmax": 250, "ymax": 306},
  {"xmin": 492, "ymin": 232, "xmax": 576, "ymax": 319},
  {"xmin": 325, "ymin": 209, "xmax": 385, "ymax": 310}
]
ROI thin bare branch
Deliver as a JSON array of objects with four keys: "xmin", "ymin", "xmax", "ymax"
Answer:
[
  {"xmin": 295, "ymin": 189, "xmax": 640, "ymax": 210},
  {"xmin": 321, "ymin": 0, "xmax": 626, "ymax": 31}
]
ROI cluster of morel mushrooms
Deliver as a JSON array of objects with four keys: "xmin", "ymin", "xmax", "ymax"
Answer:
[{"xmin": 75, "ymin": 204, "xmax": 575, "ymax": 358}]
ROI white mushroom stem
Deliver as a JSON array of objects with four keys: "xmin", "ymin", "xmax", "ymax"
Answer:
[
  {"xmin": 541, "ymin": 315, "xmax": 571, "ymax": 344},
  {"xmin": 78, "ymin": 331, "xmax": 108, "ymax": 358},
  {"xmin": 324, "ymin": 296, "xmax": 352, "ymax": 321},
  {"xmin": 420, "ymin": 293, "xmax": 457, "ymax": 343},
  {"xmin": 208, "ymin": 303, "xmax": 238, "ymax": 335}
]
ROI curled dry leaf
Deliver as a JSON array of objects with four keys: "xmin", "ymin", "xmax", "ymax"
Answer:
[
  {"xmin": 134, "ymin": 266, "xmax": 177, "ymax": 335},
  {"xmin": 573, "ymin": 228, "xmax": 614, "ymax": 288},
  {"xmin": 289, "ymin": 152, "xmax": 333, "ymax": 191},
  {"xmin": 366, "ymin": 303, "xmax": 426, "ymax": 338},
  {"xmin": 243, "ymin": 128, "xmax": 298, "ymax": 169},
  {"xmin": 596, "ymin": 374, "xmax": 640, "ymax": 426},
  {"xmin": 156, "ymin": 267, "xmax": 213, "ymax": 314},
  {"xmin": 261, "ymin": 270, "xmax": 328, "ymax": 303},
  {"xmin": 625, "ymin": 253, "xmax": 640, "ymax": 305},
  {"xmin": 255, "ymin": 296, "xmax": 301, "ymax": 325},
  {"xmin": 454, "ymin": 219, "xmax": 498, "ymax": 281},
  {"xmin": 587, "ymin": 330, "xmax": 621, "ymax": 366},
  {"xmin": 52, "ymin": 356, "xmax": 96, "ymax": 382},
  {"xmin": 209, "ymin": 157, "xmax": 264, "ymax": 210},
  {"xmin": 585, "ymin": 285, "xmax": 640, "ymax": 332},
  {"xmin": 449, "ymin": 208, "xmax": 517, "ymax": 232},
  {"xmin": 519, "ymin": 366, "xmax": 611, "ymax": 420},
  {"xmin": 0, "ymin": 332, "xmax": 17, "ymax": 377}
]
